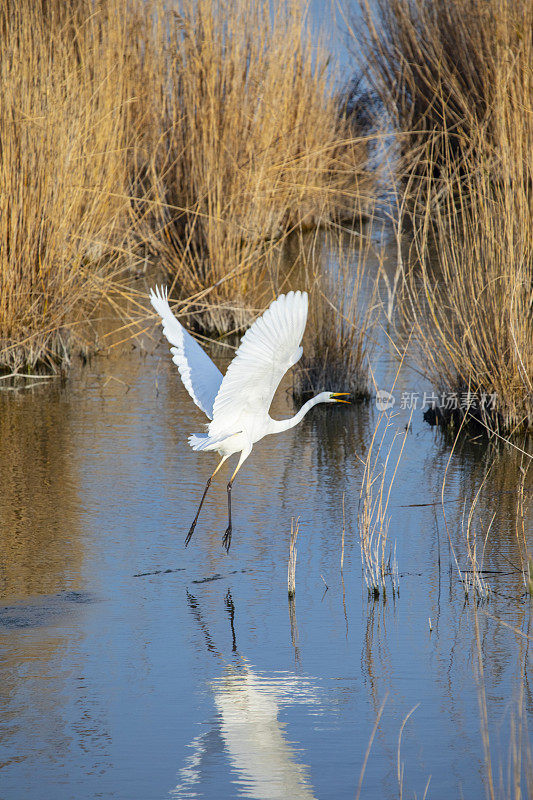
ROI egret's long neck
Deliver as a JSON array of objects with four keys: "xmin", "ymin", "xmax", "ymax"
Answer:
[{"xmin": 269, "ymin": 394, "xmax": 326, "ymax": 435}]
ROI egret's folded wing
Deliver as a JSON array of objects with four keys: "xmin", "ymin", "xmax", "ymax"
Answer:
[
  {"xmin": 150, "ymin": 286, "xmax": 223, "ymax": 420},
  {"xmin": 210, "ymin": 291, "xmax": 308, "ymax": 434}
]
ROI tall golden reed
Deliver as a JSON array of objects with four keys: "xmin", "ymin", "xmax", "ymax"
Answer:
[
  {"xmin": 357, "ymin": 0, "xmax": 532, "ymax": 176},
  {"xmin": 404, "ymin": 141, "xmax": 533, "ymax": 433},
  {"xmin": 0, "ymin": 0, "xmax": 147, "ymax": 371},
  {"xmin": 356, "ymin": 0, "xmax": 533, "ymax": 433},
  {"xmin": 135, "ymin": 0, "xmax": 371, "ymax": 333}
]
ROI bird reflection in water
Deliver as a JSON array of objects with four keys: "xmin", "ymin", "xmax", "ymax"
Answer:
[{"xmin": 170, "ymin": 590, "xmax": 318, "ymax": 800}]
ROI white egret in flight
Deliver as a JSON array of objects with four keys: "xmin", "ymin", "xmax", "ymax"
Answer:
[{"xmin": 150, "ymin": 287, "xmax": 349, "ymax": 551}]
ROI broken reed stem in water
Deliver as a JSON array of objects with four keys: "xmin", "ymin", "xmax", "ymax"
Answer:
[
  {"xmin": 288, "ymin": 516, "xmax": 300, "ymax": 598},
  {"xmin": 340, "ymin": 492, "xmax": 349, "ymax": 636}
]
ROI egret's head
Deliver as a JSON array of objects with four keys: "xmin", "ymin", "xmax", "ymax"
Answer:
[{"xmin": 325, "ymin": 392, "xmax": 351, "ymax": 404}]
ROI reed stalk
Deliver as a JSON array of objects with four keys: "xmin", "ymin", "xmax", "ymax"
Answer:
[
  {"xmin": 288, "ymin": 516, "xmax": 300, "ymax": 599},
  {"xmin": 461, "ymin": 502, "xmax": 493, "ymax": 604},
  {"xmin": 358, "ymin": 410, "xmax": 409, "ymax": 599},
  {"xmin": 0, "ymin": 0, "xmax": 148, "ymax": 371},
  {"xmin": 515, "ymin": 464, "xmax": 533, "ymax": 596}
]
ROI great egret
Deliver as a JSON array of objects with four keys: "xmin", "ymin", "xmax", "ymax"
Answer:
[{"xmin": 150, "ymin": 286, "xmax": 349, "ymax": 551}]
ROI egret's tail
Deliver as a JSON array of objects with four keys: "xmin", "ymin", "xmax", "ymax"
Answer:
[{"xmin": 188, "ymin": 432, "xmax": 238, "ymax": 451}]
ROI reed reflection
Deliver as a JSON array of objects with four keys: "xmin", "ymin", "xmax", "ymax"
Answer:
[
  {"xmin": 426, "ymin": 431, "xmax": 533, "ymax": 598},
  {"xmin": 0, "ymin": 390, "xmax": 83, "ymax": 599}
]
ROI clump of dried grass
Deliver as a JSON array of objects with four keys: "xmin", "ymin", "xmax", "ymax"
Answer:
[
  {"xmin": 403, "ymin": 139, "xmax": 533, "ymax": 434},
  {"xmin": 0, "ymin": 0, "xmax": 147, "ymax": 371},
  {"xmin": 354, "ymin": 0, "xmax": 533, "ymax": 434},
  {"xmin": 358, "ymin": 411, "xmax": 409, "ymax": 599},
  {"xmin": 135, "ymin": 0, "xmax": 372, "ymax": 334},
  {"xmin": 357, "ymin": 0, "xmax": 532, "ymax": 181}
]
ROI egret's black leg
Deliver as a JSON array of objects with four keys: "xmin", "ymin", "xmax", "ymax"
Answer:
[
  {"xmin": 221, "ymin": 446, "xmax": 252, "ymax": 554},
  {"xmin": 185, "ymin": 457, "xmax": 227, "ymax": 546},
  {"xmin": 222, "ymin": 481, "xmax": 233, "ymax": 553},
  {"xmin": 185, "ymin": 476, "xmax": 211, "ymax": 546}
]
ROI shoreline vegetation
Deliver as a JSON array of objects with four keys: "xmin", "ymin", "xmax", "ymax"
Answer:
[
  {"xmin": 0, "ymin": 0, "xmax": 531, "ymax": 438},
  {"xmin": 356, "ymin": 0, "xmax": 533, "ymax": 435},
  {"xmin": 0, "ymin": 0, "xmax": 372, "ymax": 371}
]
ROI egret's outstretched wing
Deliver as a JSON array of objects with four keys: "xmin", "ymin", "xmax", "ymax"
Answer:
[
  {"xmin": 150, "ymin": 286, "xmax": 223, "ymax": 419},
  {"xmin": 210, "ymin": 291, "xmax": 308, "ymax": 435}
]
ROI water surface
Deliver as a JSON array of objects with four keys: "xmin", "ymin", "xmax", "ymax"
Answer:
[{"xmin": 0, "ymin": 315, "xmax": 531, "ymax": 799}]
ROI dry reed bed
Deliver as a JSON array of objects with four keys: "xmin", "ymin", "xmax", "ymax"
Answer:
[
  {"xmin": 357, "ymin": 0, "xmax": 532, "ymax": 180},
  {"xmin": 0, "ymin": 0, "xmax": 149, "ymax": 371},
  {"xmin": 403, "ymin": 142, "xmax": 533, "ymax": 433},
  {"xmin": 355, "ymin": 0, "xmax": 533, "ymax": 434},
  {"xmin": 133, "ymin": 0, "xmax": 372, "ymax": 334},
  {"xmin": 402, "ymin": 139, "xmax": 533, "ymax": 434},
  {"xmin": 0, "ymin": 0, "xmax": 374, "ymax": 369}
]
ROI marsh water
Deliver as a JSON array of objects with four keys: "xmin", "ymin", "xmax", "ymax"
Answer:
[{"xmin": 1, "ymin": 257, "xmax": 532, "ymax": 799}]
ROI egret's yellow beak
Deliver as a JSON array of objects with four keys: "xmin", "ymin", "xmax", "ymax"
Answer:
[{"xmin": 331, "ymin": 392, "xmax": 351, "ymax": 404}]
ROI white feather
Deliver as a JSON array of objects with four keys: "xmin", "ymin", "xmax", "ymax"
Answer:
[
  {"xmin": 209, "ymin": 290, "xmax": 308, "ymax": 439},
  {"xmin": 188, "ymin": 432, "xmax": 241, "ymax": 451},
  {"xmin": 149, "ymin": 286, "xmax": 223, "ymax": 420}
]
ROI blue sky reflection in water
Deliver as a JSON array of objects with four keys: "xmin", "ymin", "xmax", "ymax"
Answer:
[{"xmin": 0, "ymin": 302, "xmax": 531, "ymax": 800}]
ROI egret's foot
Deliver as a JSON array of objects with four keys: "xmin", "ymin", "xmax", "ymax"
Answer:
[
  {"xmin": 185, "ymin": 523, "xmax": 196, "ymax": 547},
  {"xmin": 222, "ymin": 526, "xmax": 232, "ymax": 553}
]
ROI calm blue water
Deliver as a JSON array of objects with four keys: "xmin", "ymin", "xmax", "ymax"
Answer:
[{"xmin": 0, "ymin": 319, "xmax": 531, "ymax": 799}]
